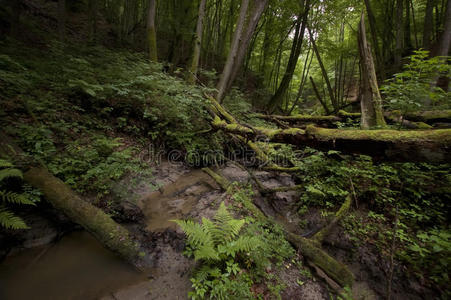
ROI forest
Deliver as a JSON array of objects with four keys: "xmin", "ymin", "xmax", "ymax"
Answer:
[{"xmin": 0, "ymin": 0, "xmax": 450, "ymax": 299}]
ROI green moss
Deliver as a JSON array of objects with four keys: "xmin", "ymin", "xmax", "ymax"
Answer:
[
  {"xmin": 306, "ymin": 125, "xmax": 451, "ymax": 143},
  {"xmin": 23, "ymin": 167, "xmax": 148, "ymax": 269},
  {"xmin": 338, "ymin": 110, "xmax": 361, "ymax": 118},
  {"xmin": 405, "ymin": 110, "xmax": 451, "ymax": 122}
]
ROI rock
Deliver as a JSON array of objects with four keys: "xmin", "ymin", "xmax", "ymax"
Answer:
[{"xmin": 219, "ymin": 163, "xmax": 249, "ymax": 182}]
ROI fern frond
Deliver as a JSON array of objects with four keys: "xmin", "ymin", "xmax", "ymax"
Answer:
[
  {"xmin": 173, "ymin": 219, "xmax": 213, "ymax": 248},
  {"xmin": 194, "ymin": 244, "xmax": 219, "ymax": 261},
  {"xmin": 0, "ymin": 190, "xmax": 35, "ymax": 205},
  {"xmin": 0, "ymin": 206, "xmax": 29, "ymax": 229},
  {"xmin": 0, "ymin": 159, "xmax": 14, "ymax": 168},
  {"xmin": 0, "ymin": 168, "xmax": 23, "ymax": 182}
]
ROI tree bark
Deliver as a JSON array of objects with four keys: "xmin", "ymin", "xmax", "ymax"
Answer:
[
  {"xmin": 188, "ymin": 0, "xmax": 207, "ymax": 84},
  {"xmin": 357, "ymin": 12, "xmax": 387, "ymax": 129},
  {"xmin": 216, "ymin": 0, "xmax": 250, "ymax": 102},
  {"xmin": 423, "ymin": 0, "xmax": 434, "ymax": 49},
  {"xmin": 147, "ymin": 0, "xmax": 158, "ymax": 62}
]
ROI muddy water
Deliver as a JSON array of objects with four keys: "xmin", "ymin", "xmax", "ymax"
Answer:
[
  {"xmin": 0, "ymin": 231, "xmax": 146, "ymax": 300},
  {"xmin": 141, "ymin": 169, "xmax": 215, "ymax": 232}
]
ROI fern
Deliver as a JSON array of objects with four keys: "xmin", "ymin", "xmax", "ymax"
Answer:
[
  {"xmin": 0, "ymin": 190, "xmax": 35, "ymax": 205},
  {"xmin": 0, "ymin": 159, "xmax": 14, "ymax": 168},
  {"xmin": 0, "ymin": 159, "xmax": 35, "ymax": 230},
  {"xmin": 0, "ymin": 206, "xmax": 29, "ymax": 229},
  {"xmin": 174, "ymin": 202, "xmax": 262, "ymax": 298},
  {"xmin": 0, "ymin": 168, "xmax": 23, "ymax": 182}
]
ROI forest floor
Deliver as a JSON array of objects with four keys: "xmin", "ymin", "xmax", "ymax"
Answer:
[{"xmin": 0, "ymin": 29, "xmax": 448, "ymax": 299}]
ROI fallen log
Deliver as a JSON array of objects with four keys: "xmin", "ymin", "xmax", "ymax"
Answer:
[
  {"xmin": 23, "ymin": 167, "xmax": 151, "ymax": 269},
  {"xmin": 312, "ymin": 195, "xmax": 352, "ymax": 243},
  {"xmin": 209, "ymin": 98, "xmax": 451, "ymax": 163},
  {"xmin": 257, "ymin": 110, "xmax": 442, "ymax": 129},
  {"xmin": 202, "ymin": 168, "xmax": 355, "ymax": 288},
  {"xmin": 304, "ymin": 125, "xmax": 451, "ymax": 163},
  {"xmin": 404, "ymin": 110, "xmax": 451, "ymax": 124},
  {"xmin": 0, "ymin": 133, "xmax": 152, "ymax": 270}
]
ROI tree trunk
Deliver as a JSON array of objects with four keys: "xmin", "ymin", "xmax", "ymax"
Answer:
[
  {"xmin": 58, "ymin": 0, "xmax": 66, "ymax": 41},
  {"xmin": 89, "ymin": 0, "xmax": 98, "ymax": 43},
  {"xmin": 404, "ymin": 0, "xmax": 413, "ymax": 51},
  {"xmin": 423, "ymin": 0, "xmax": 434, "ymax": 49},
  {"xmin": 309, "ymin": 27, "xmax": 337, "ymax": 112},
  {"xmin": 0, "ymin": 134, "xmax": 151, "ymax": 270},
  {"xmin": 188, "ymin": 0, "xmax": 207, "ymax": 84},
  {"xmin": 363, "ymin": 0, "xmax": 386, "ymax": 80},
  {"xmin": 216, "ymin": 0, "xmax": 249, "ymax": 102},
  {"xmin": 394, "ymin": 0, "xmax": 404, "ymax": 70},
  {"xmin": 357, "ymin": 13, "xmax": 387, "ymax": 129},
  {"xmin": 309, "ymin": 76, "xmax": 330, "ymax": 114},
  {"xmin": 23, "ymin": 167, "xmax": 151, "ymax": 269},
  {"xmin": 267, "ymin": 0, "xmax": 310, "ymax": 112},
  {"xmin": 226, "ymin": 0, "xmax": 268, "ymax": 92},
  {"xmin": 435, "ymin": 0, "xmax": 451, "ymax": 57},
  {"xmin": 147, "ymin": 0, "xmax": 158, "ymax": 62},
  {"xmin": 208, "ymin": 97, "xmax": 451, "ymax": 163}
]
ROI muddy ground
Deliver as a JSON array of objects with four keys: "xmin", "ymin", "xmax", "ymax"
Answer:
[{"xmin": 0, "ymin": 161, "xmax": 437, "ymax": 299}]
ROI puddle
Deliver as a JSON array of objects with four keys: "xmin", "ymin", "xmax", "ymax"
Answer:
[
  {"xmin": 0, "ymin": 231, "xmax": 146, "ymax": 300},
  {"xmin": 142, "ymin": 169, "xmax": 215, "ymax": 232}
]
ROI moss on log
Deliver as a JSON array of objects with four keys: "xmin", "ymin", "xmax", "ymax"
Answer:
[
  {"xmin": 23, "ymin": 167, "xmax": 151, "ymax": 269},
  {"xmin": 203, "ymin": 168, "xmax": 354, "ymax": 288},
  {"xmin": 404, "ymin": 110, "xmax": 451, "ymax": 124},
  {"xmin": 313, "ymin": 195, "xmax": 352, "ymax": 243},
  {"xmin": 255, "ymin": 113, "xmax": 342, "ymax": 123},
  {"xmin": 305, "ymin": 125, "xmax": 451, "ymax": 163}
]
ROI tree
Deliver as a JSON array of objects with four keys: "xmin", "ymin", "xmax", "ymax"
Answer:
[
  {"xmin": 363, "ymin": 0, "xmax": 385, "ymax": 80},
  {"xmin": 216, "ymin": 0, "xmax": 268, "ymax": 103},
  {"xmin": 147, "ymin": 0, "xmax": 158, "ymax": 62},
  {"xmin": 266, "ymin": 0, "xmax": 310, "ymax": 112},
  {"xmin": 188, "ymin": 0, "xmax": 207, "ymax": 84},
  {"xmin": 357, "ymin": 12, "xmax": 386, "ymax": 129}
]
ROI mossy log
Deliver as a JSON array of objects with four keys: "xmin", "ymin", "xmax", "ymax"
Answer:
[
  {"xmin": 209, "ymin": 100, "xmax": 451, "ymax": 163},
  {"xmin": 304, "ymin": 125, "xmax": 451, "ymax": 163},
  {"xmin": 312, "ymin": 195, "xmax": 352, "ymax": 243},
  {"xmin": 255, "ymin": 113, "xmax": 342, "ymax": 123},
  {"xmin": 404, "ymin": 110, "xmax": 451, "ymax": 124},
  {"xmin": 23, "ymin": 167, "xmax": 152, "ymax": 270},
  {"xmin": 256, "ymin": 111, "xmax": 435, "ymax": 129},
  {"xmin": 202, "ymin": 168, "xmax": 354, "ymax": 288}
]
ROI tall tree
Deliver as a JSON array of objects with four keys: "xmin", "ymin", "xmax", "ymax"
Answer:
[
  {"xmin": 188, "ymin": 0, "xmax": 207, "ymax": 84},
  {"xmin": 423, "ymin": 0, "xmax": 434, "ymax": 49},
  {"xmin": 216, "ymin": 0, "xmax": 268, "ymax": 102},
  {"xmin": 435, "ymin": 0, "xmax": 451, "ymax": 58},
  {"xmin": 357, "ymin": 12, "xmax": 386, "ymax": 129},
  {"xmin": 147, "ymin": 0, "xmax": 158, "ymax": 62},
  {"xmin": 216, "ymin": 0, "xmax": 249, "ymax": 102},
  {"xmin": 394, "ymin": 0, "xmax": 404, "ymax": 69},
  {"xmin": 266, "ymin": 0, "xmax": 310, "ymax": 112},
  {"xmin": 226, "ymin": 0, "xmax": 268, "ymax": 92},
  {"xmin": 363, "ymin": 0, "xmax": 386, "ymax": 80},
  {"xmin": 308, "ymin": 26, "xmax": 337, "ymax": 112}
]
